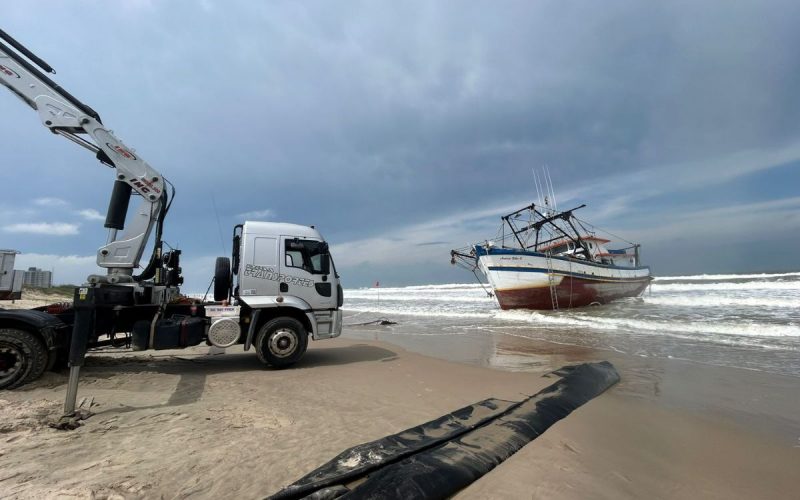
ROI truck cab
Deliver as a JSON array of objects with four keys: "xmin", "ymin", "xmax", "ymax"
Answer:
[
  {"xmin": 236, "ymin": 221, "xmax": 342, "ymax": 328},
  {"xmin": 205, "ymin": 221, "xmax": 343, "ymax": 369}
]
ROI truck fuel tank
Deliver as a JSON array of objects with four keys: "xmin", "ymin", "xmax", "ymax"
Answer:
[{"xmin": 131, "ymin": 316, "xmax": 205, "ymax": 350}]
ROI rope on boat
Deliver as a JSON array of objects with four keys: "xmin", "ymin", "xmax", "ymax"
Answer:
[
  {"xmin": 574, "ymin": 216, "xmax": 638, "ymax": 247},
  {"xmin": 472, "ymin": 268, "xmax": 494, "ymax": 298},
  {"xmin": 450, "ymin": 247, "xmax": 494, "ymax": 298},
  {"xmin": 568, "ymin": 256, "xmax": 574, "ymax": 309}
]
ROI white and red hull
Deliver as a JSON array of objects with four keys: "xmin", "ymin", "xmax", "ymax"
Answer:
[{"xmin": 477, "ymin": 249, "xmax": 651, "ymax": 310}]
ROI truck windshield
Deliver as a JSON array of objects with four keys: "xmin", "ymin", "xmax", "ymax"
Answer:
[{"xmin": 285, "ymin": 239, "xmax": 327, "ymax": 274}]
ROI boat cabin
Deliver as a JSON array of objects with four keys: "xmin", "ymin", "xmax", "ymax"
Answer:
[{"xmin": 537, "ymin": 236, "xmax": 637, "ymax": 267}]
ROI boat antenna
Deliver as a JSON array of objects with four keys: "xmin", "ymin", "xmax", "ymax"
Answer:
[
  {"xmin": 533, "ymin": 166, "xmax": 557, "ymax": 217},
  {"xmin": 532, "ymin": 167, "xmax": 544, "ymax": 209},
  {"xmin": 545, "ymin": 165, "xmax": 558, "ymax": 212}
]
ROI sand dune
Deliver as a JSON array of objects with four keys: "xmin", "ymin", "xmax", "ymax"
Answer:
[{"xmin": 0, "ymin": 288, "xmax": 72, "ymax": 311}]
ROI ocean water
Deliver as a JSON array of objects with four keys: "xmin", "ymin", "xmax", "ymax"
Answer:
[{"xmin": 342, "ymin": 272, "xmax": 800, "ymax": 377}]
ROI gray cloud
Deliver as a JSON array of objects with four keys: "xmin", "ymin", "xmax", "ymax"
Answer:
[
  {"xmin": 236, "ymin": 209, "xmax": 276, "ymax": 220},
  {"xmin": 3, "ymin": 222, "xmax": 80, "ymax": 236},
  {"xmin": 33, "ymin": 198, "xmax": 69, "ymax": 208},
  {"xmin": 2, "ymin": 1, "xmax": 799, "ymax": 287},
  {"xmin": 77, "ymin": 209, "xmax": 105, "ymax": 221}
]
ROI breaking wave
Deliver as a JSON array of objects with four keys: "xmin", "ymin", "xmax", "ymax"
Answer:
[
  {"xmin": 521, "ymin": 311, "xmax": 800, "ymax": 338},
  {"xmin": 655, "ymin": 271, "xmax": 800, "ymax": 281},
  {"xmin": 642, "ymin": 295, "xmax": 799, "ymax": 309},
  {"xmin": 345, "ymin": 306, "xmax": 491, "ymax": 319},
  {"xmin": 344, "ymin": 292, "xmax": 491, "ymax": 303},
  {"xmin": 342, "ymin": 272, "xmax": 800, "ymax": 376},
  {"xmin": 651, "ymin": 281, "xmax": 800, "ymax": 292}
]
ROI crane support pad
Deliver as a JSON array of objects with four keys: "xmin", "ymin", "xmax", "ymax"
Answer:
[{"xmin": 267, "ymin": 361, "xmax": 619, "ymax": 500}]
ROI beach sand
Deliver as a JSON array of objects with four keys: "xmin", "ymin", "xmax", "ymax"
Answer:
[{"xmin": 0, "ymin": 328, "xmax": 798, "ymax": 499}]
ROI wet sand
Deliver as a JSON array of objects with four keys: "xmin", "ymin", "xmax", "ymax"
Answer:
[
  {"xmin": 341, "ymin": 326, "xmax": 800, "ymax": 498},
  {"xmin": 347, "ymin": 324, "xmax": 800, "ymax": 443},
  {"xmin": 0, "ymin": 330, "xmax": 798, "ymax": 498}
]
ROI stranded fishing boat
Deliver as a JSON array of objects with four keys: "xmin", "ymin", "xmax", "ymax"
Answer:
[{"xmin": 451, "ymin": 202, "xmax": 652, "ymax": 310}]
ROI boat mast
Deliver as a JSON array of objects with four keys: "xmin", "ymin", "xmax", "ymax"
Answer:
[
  {"xmin": 501, "ymin": 203, "xmax": 536, "ymax": 248},
  {"xmin": 523, "ymin": 204, "xmax": 586, "ymax": 249},
  {"xmin": 562, "ymin": 215, "xmax": 593, "ymax": 261},
  {"xmin": 501, "ymin": 203, "xmax": 593, "ymax": 260}
]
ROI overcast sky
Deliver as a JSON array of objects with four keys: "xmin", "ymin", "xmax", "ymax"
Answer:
[{"xmin": 2, "ymin": 1, "xmax": 799, "ymax": 291}]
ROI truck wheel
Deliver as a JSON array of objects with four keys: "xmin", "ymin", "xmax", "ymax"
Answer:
[
  {"xmin": 214, "ymin": 256, "xmax": 231, "ymax": 302},
  {"xmin": 254, "ymin": 317, "xmax": 308, "ymax": 368},
  {"xmin": 0, "ymin": 328, "xmax": 48, "ymax": 390}
]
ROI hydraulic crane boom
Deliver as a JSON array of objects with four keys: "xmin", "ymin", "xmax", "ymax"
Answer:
[
  {"xmin": 0, "ymin": 28, "xmax": 184, "ymax": 421},
  {"xmin": 0, "ymin": 28, "xmax": 166, "ymax": 284}
]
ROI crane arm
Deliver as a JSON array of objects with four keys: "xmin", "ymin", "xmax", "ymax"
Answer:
[{"xmin": 0, "ymin": 29, "xmax": 165, "ymax": 283}]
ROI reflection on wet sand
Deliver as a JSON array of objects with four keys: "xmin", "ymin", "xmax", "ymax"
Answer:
[{"xmin": 345, "ymin": 323, "xmax": 800, "ymax": 442}]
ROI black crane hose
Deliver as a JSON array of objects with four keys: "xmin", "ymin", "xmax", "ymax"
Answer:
[{"xmin": 134, "ymin": 185, "xmax": 172, "ymax": 282}]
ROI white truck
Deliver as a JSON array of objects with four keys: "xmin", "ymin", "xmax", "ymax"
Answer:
[
  {"xmin": 0, "ymin": 28, "xmax": 342, "ymax": 418},
  {"xmin": 212, "ymin": 221, "xmax": 343, "ymax": 367}
]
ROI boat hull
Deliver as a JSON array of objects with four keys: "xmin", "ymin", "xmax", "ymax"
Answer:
[{"xmin": 477, "ymin": 249, "xmax": 651, "ymax": 310}]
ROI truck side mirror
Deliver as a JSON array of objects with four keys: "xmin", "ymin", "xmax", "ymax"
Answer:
[
  {"xmin": 231, "ymin": 234, "xmax": 241, "ymax": 275},
  {"xmin": 318, "ymin": 242, "xmax": 330, "ymax": 275},
  {"xmin": 320, "ymin": 253, "xmax": 330, "ymax": 275}
]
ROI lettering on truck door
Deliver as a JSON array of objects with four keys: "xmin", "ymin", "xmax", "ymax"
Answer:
[{"xmin": 241, "ymin": 236, "xmax": 278, "ymax": 296}]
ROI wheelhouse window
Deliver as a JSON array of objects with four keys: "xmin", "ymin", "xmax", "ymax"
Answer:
[
  {"xmin": 285, "ymin": 239, "xmax": 327, "ymax": 274},
  {"xmin": 549, "ymin": 243, "xmax": 571, "ymax": 255}
]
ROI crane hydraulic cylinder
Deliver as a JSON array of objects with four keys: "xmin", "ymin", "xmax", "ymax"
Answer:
[{"xmin": 105, "ymin": 180, "xmax": 132, "ymax": 230}]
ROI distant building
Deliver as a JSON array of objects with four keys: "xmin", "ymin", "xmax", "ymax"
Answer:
[{"xmin": 23, "ymin": 267, "xmax": 52, "ymax": 288}]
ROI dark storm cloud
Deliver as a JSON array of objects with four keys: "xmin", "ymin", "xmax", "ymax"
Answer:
[{"xmin": 2, "ymin": 1, "xmax": 799, "ymax": 287}]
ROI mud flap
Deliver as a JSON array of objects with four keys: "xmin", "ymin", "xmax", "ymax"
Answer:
[{"xmin": 267, "ymin": 361, "xmax": 619, "ymax": 500}]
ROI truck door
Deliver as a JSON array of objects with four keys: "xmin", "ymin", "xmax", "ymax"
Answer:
[
  {"xmin": 240, "ymin": 235, "xmax": 280, "ymax": 297},
  {"xmin": 280, "ymin": 236, "xmax": 335, "ymax": 310}
]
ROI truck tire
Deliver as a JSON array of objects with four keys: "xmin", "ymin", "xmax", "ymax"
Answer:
[
  {"xmin": 254, "ymin": 317, "xmax": 308, "ymax": 368},
  {"xmin": 214, "ymin": 256, "xmax": 231, "ymax": 302},
  {"xmin": 0, "ymin": 328, "xmax": 48, "ymax": 390}
]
